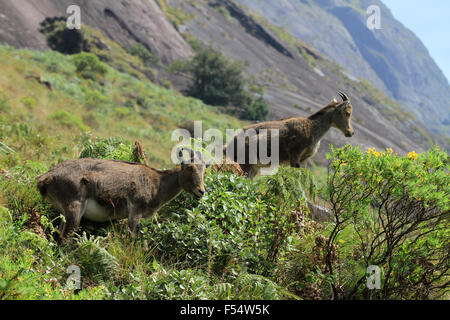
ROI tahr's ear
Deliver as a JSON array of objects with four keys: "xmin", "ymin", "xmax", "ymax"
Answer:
[
  {"xmin": 338, "ymin": 101, "xmax": 350, "ymax": 109},
  {"xmin": 177, "ymin": 148, "xmax": 195, "ymax": 165}
]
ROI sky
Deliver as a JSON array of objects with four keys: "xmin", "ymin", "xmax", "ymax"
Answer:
[{"xmin": 382, "ymin": 0, "xmax": 450, "ymax": 83}]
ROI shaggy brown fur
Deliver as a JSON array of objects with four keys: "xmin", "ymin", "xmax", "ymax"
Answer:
[
  {"xmin": 225, "ymin": 92, "xmax": 354, "ymax": 179},
  {"xmin": 210, "ymin": 160, "xmax": 245, "ymax": 176},
  {"xmin": 37, "ymin": 149, "xmax": 210, "ymax": 241}
]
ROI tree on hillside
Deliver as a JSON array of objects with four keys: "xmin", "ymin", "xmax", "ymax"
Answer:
[
  {"xmin": 169, "ymin": 45, "xmax": 269, "ymax": 121},
  {"xmin": 186, "ymin": 46, "xmax": 245, "ymax": 106},
  {"xmin": 39, "ymin": 17, "xmax": 89, "ymax": 54}
]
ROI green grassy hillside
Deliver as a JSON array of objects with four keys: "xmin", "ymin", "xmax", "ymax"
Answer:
[
  {"xmin": 0, "ymin": 27, "xmax": 448, "ymax": 300},
  {"xmin": 0, "ymin": 31, "xmax": 244, "ymax": 170}
]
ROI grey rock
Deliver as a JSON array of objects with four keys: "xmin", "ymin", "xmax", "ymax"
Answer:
[
  {"xmin": 237, "ymin": 0, "xmax": 450, "ymax": 136},
  {"xmin": 0, "ymin": 0, "xmax": 193, "ymax": 63}
]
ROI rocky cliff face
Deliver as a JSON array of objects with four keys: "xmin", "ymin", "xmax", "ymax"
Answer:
[
  {"xmin": 0, "ymin": 0, "xmax": 192, "ymax": 63},
  {"xmin": 237, "ymin": 0, "xmax": 450, "ymax": 137}
]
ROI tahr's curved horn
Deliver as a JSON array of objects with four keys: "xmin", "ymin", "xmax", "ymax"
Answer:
[{"xmin": 337, "ymin": 91, "xmax": 349, "ymax": 102}]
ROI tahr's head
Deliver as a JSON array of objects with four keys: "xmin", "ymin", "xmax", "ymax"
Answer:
[
  {"xmin": 331, "ymin": 91, "xmax": 354, "ymax": 138},
  {"xmin": 177, "ymin": 148, "xmax": 211, "ymax": 199}
]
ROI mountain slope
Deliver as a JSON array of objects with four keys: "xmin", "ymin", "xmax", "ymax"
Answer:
[
  {"xmin": 237, "ymin": 0, "xmax": 450, "ymax": 136},
  {"xmin": 0, "ymin": 33, "xmax": 243, "ymax": 168},
  {"xmin": 0, "ymin": 0, "xmax": 192, "ymax": 63},
  {"xmin": 0, "ymin": 0, "xmax": 444, "ymax": 166},
  {"xmin": 167, "ymin": 0, "xmax": 439, "ymax": 163}
]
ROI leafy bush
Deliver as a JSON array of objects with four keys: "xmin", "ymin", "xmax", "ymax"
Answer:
[
  {"xmin": 83, "ymin": 88, "xmax": 109, "ymax": 111},
  {"xmin": 179, "ymin": 45, "xmax": 246, "ymax": 106},
  {"xmin": 67, "ymin": 233, "xmax": 119, "ymax": 285},
  {"xmin": 78, "ymin": 137, "xmax": 135, "ymax": 162},
  {"xmin": 20, "ymin": 97, "xmax": 36, "ymax": 110},
  {"xmin": 317, "ymin": 146, "xmax": 449, "ymax": 299},
  {"xmin": 144, "ymin": 172, "xmax": 262, "ymax": 274},
  {"xmin": 0, "ymin": 206, "xmax": 110, "ymax": 299},
  {"xmin": 229, "ymin": 273, "xmax": 286, "ymax": 300},
  {"xmin": 144, "ymin": 167, "xmax": 315, "ymax": 281},
  {"xmin": 125, "ymin": 43, "xmax": 159, "ymax": 66},
  {"xmin": 48, "ymin": 111, "xmax": 90, "ymax": 132},
  {"xmin": 0, "ymin": 213, "xmax": 61, "ymax": 299},
  {"xmin": 39, "ymin": 17, "xmax": 90, "ymax": 55},
  {"xmin": 144, "ymin": 268, "xmax": 210, "ymax": 300},
  {"xmin": 239, "ymin": 93, "xmax": 270, "ymax": 121},
  {"xmin": 0, "ymin": 161, "xmax": 51, "ymax": 221},
  {"xmin": 114, "ymin": 107, "xmax": 131, "ymax": 119},
  {"xmin": 72, "ymin": 53, "xmax": 108, "ymax": 81}
]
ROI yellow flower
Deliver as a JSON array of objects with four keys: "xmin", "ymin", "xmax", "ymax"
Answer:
[
  {"xmin": 407, "ymin": 151, "xmax": 418, "ymax": 160},
  {"xmin": 386, "ymin": 148, "xmax": 394, "ymax": 155},
  {"xmin": 366, "ymin": 148, "xmax": 380, "ymax": 157}
]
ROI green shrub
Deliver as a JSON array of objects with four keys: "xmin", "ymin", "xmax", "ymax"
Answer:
[
  {"xmin": 240, "ymin": 94, "xmax": 269, "ymax": 121},
  {"xmin": 39, "ymin": 17, "xmax": 89, "ymax": 55},
  {"xmin": 145, "ymin": 171, "xmax": 260, "ymax": 274},
  {"xmin": 125, "ymin": 43, "xmax": 159, "ymax": 66},
  {"xmin": 0, "ymin": 206, "xmax": 110, "ymax": 299},
  {"xmin": 185, "ymin": 45, "xmax": 246, "ymax": 106},
  {"xmin": 0, "ymin": 161, "xmax": 52, "ymax": 221},
  {"xmin": 0, "ymin": 221, "xmax": 62, "ymax": 299},
  {"xmin": 229, "ymin": 273, "xmax": 286, "ymax": 300},
  {"xmin": 83, "ymin": 89, "xmax": 109, "ymax": 110},
  {"xmin": 48, "ymin": 111, "xmax": 89, "ymax": 132},
  {"xmin": 78, "ymin": 136, "xmax": 135, "ymax": 162},
  {"xmin": 114, "ymin": 107, "xmax": 131, "ymax": 119},
  {"xmin": 67, "ymin": 233, "xmax": 119, "ymax": 285},
  {"xmin": 319, "ymin": 145, "xmax": 449, "ymax": 299},
  {"xmin": 144, "ymin": 167, "xmax": 315, "ymax": 280},
  {"xmin": 144, "ymin": 268, "xmax": 210, "ymax": 300},
  {"xmin": 72, "ymin": 53, "xmax": 108, "ymax": 80},
  {"xmin": 20, "ymin": 97, "xmax": 36, "ymax": 110}
]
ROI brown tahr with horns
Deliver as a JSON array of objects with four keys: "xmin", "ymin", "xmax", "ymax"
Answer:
[
  {"xmin": 224, "ymin": 91, "xmax": 354, "ymax": 179},
  {"xmin": 37, "ymin": 148, "xmax": 211, "ymax": 241}
]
